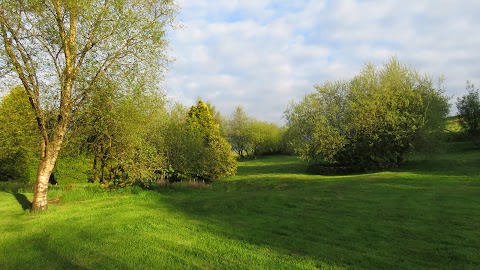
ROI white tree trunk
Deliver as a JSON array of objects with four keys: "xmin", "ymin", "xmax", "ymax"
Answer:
[{"xmin": 31, "ymin": 141, "xmax": 61, "ymax": 211}]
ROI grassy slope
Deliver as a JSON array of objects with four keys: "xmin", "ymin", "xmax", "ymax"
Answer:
[{"xmin": 1, "ymin": 143, "xmax": 479, "ymax": 269}]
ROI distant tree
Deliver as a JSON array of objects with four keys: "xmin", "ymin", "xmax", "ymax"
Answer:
[
  {"xmin": 247, "ymin": 120, "xmax": 284, "ymax": 156},
  {"xmin": 456, "ymin": 81, "xmax": 480, "ymax": 144},
  {"xmin": 0, "ymin": 0, "xmax": 176, "ymax": 211},
  {"xmin": 285, "ymin": 58, "xmax": 449, "ymax": 170},
  {"xmin": 226, "ymin": 106, "xmax": 251, "ymax": 157},
  {"xmin": 225, "ymin": 106, "xmax": 286, "ymax": 158}
]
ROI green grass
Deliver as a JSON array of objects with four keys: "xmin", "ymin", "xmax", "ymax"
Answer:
[{"xmin": 1, "ymin": 143, "xmax": 479, "ymax": 269}]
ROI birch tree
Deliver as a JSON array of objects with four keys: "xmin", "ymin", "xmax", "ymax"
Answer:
[{"xmin": 0, "ymin": 0, "xmax": 177, "ymax": 211}]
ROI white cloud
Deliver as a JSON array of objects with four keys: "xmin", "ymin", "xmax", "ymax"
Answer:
[{"xmin": 166, "ymin": 0, "xmax": 480, "ymax": 124}]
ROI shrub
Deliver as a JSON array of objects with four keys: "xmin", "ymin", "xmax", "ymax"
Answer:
[
  {"xmin": 285, "ymin": 58, "xmax": 449, "ymax": 171},
  {"xmin": 163, "ymin": 101, "xmax": 237, "ymax": 181}
]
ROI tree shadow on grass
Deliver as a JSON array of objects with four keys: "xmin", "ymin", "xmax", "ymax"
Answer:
[
  {"xmin": 0, "ymin": 182, "xmax": 34, "ymax": 211},
  {"xmin": 10, "ymin": 191, "xmax": 31, "ymax": 211},
  {"xmin": 1, "ymin": 201, "xmax": 137, "ymax": 270}
]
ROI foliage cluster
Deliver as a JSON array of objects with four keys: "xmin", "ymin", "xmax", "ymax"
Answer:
[
  {"xmin": 65, "ymin": 80, "xmax": 167, "ymax": 187},
  {"xmin": 71, "ymin": 97, "xmax": 237, "ymax": 186},
  {"xmin": 285, "ymin": 58, "xmax": 450, "ymax": 171},
  {"xmin": 0, "ymin": 85, "xmax": 237, "ymax": 187}
]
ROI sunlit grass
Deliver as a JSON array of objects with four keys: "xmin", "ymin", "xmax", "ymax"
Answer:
[{"xmin": 1, "ymin": 142, "xmax": 479, "ymax": 269}]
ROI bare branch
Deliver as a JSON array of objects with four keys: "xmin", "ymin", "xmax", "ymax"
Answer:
[
  {"xmin": 75, "ymin": 12, "xmax": 165, "ymax": 103},
  {"xmin": 75, "ymin": 0, "xmax": 110, "ymax": 76},
  {"xmin": 20, "ymin": 8, "xmax": 62, "ymax": 79},
  {"xmin": 51, "ymin": 0, "xmax": 69, "ymax": 68}
]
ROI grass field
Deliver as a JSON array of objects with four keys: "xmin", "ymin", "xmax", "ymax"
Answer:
[{"xmin": 1, "ymin": 142, "xmax": 479, "ymax": 269}]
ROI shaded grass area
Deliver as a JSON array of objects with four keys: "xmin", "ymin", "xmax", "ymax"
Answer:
[
  {"xmin": 1, "ymin": 143, "xmax": 479, "ymax": 269},
  {"xmin": 402, "ymin": 142, "xmax": 479, "ymax": 177}
]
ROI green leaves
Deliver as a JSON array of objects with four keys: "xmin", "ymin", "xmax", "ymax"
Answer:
[{"xmin": 0, "ymin": 87, "xmax": 40, "ymax": 182}]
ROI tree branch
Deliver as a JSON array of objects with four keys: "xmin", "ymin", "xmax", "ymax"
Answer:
[{"xmin": 0, "ymin": 19, "xmax": 49, "ymax": 144}]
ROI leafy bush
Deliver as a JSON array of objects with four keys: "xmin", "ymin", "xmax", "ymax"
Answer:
[
  {"xmin": 285, "ymin": 58, "xmax": 450, "ymax": 171},
  {"xmin": 67, "ymin": 81, "xmax": 168, "ymax": 187},
  {"xmin": 163, "ymin": 101, "xmax": 237, "ymax": 181}
]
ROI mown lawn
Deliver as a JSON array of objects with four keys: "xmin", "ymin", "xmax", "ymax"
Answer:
[{"xmin": 1, "ymin": 142, "xmax": 479, "ymax": 269}]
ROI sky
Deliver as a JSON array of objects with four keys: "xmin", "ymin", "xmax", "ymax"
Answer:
[{"xmin": 165, "ymin": 0, "xmax": 480, "ymax": 124}]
